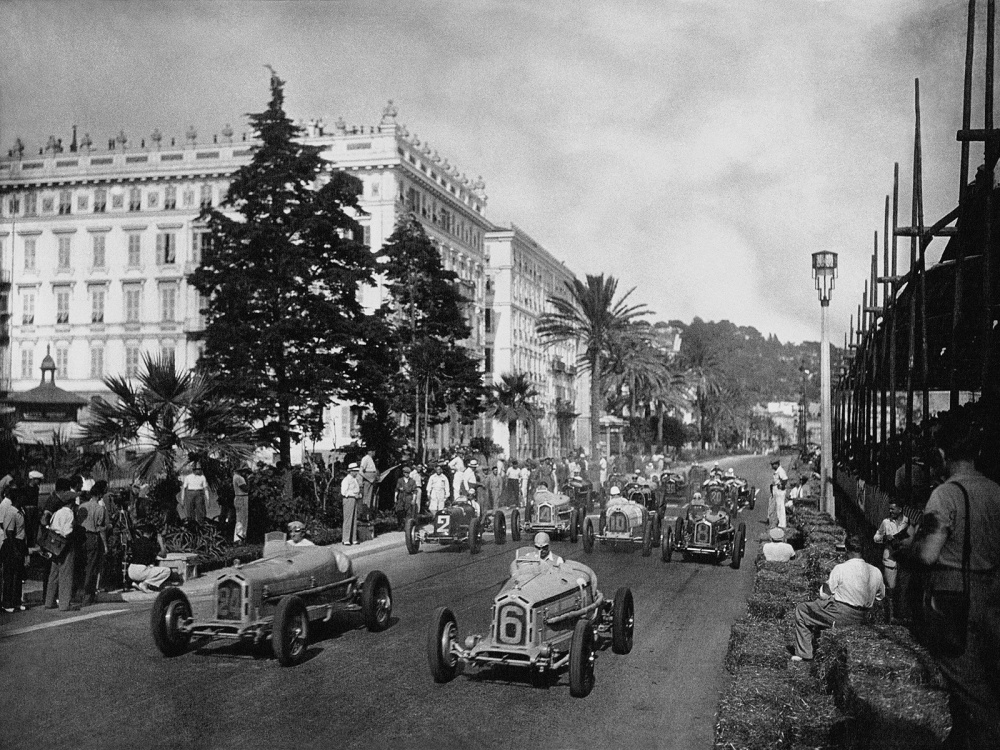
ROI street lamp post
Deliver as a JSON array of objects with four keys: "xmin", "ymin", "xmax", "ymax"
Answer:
[{"xmin": 812, "ymin": 251, "xmax": 838, "ymax": 517}]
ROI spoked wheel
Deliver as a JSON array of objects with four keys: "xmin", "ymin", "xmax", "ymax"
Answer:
[
  {"xmin": 150, "ymin": 588, "xmax": 193, "ymax": 657},
  {"xmin": 428, "ymin": 606, "xmax": 459, "ymax": 683},
  {"xmin": 569, "ymin": 510, "xmax": 579, "ymax": 544},
  {"xmin": 493, "ymin": 511, "xmax": 506, "ymax": 545},
  {"xmin": 612, "ymin": 587, "xmax": 635, "ymax": 654},
  {"xmin": 582, "ymin": 520, "xmax": 595, "ymax": 553},
  {"xmin": 361, "ymin": 571, "xmax": 392, "ymax": 631},
  {"xmin": 272, "ymin": 595, "xmax": 309, "ymax": 667},
  {"xmin": 404, "ymin": 518, "xmax": 420, "ymax": 555},
  {"xmin": 569, "ymin": 619, "xmax": 596, "ymax": 698}
]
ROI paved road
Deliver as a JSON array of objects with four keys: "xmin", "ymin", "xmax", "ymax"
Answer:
[{"xmin": 0, "ymin": 455, "xmax": 775, "ymax": 750}]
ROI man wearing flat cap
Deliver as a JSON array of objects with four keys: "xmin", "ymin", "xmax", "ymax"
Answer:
[
  {"xmin": 286, "ymin": 520, "xmax": 314, "ymax": 547},
  {"xmin": 341, "ymin": 463, "xmax": 362, "ymax": 546},
  {"xmin": 762, "ymin": 526, "xmax": 796, "ymax": 562}
]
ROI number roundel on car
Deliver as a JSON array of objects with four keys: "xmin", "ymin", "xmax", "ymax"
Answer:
[
  {"xmin": 435, "ymin": 513, "xmax": 451, "ymax": 535},
  {"xmin": 496, "ymin": 603, "xmax": 527, "ymax": 645},
  {"xmin": 608, "ymin": 511, "xmax": 629, "ymax": 533}
]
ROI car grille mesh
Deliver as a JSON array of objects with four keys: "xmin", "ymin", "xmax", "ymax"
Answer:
[
  {"xmin": 694, "ymin": 521, "xmax": 712, "ymax": 545},
  {"xmin": 537, "ymin": 505, "xmax": 552, "ymax": 524},
  {"xmin": 216, "ymin": 580, "xmax": 242, "ymax": 621}
]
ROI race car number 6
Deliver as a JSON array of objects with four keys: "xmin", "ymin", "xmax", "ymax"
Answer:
[{"xmin": 498, "ymin": 604, "xmax": 525, "ymax": 644}]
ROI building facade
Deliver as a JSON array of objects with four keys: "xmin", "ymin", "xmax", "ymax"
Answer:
[
  {"xmin": 484, "ymin": 224, "xmax": 591, "ymax": 460},
  {"xmin": 0, "ymin": 104, "xmax": 495, "ymax": 455}
]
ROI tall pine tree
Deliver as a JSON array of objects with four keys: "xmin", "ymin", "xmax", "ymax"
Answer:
[
  {"xmin": 190, "ymin": 71, "xmax": 378, "ymax": 463},
  {"xmin": 378, "ymin": 217, "xmax": 486, "ymax": 459}
]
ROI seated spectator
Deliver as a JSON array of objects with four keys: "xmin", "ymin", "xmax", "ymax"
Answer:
[
  {"xmin": 790, "ymin": 534, "xmax": 884, "ymax": 661},
  {"xmin": 127, "ymin": 523, "xmax": 171, "ymax": 593},
  {"xmin": 286, "ymin": 520, "xmax": 315, "ymax": 547},
  {"xmin": 762, "ymin": 527, "xmax": 796, "ymax": 562}
]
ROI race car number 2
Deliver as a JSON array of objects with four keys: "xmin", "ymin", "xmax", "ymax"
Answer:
[{"xmin": 436, "ymin": 514, "xmax": 451, "ymax": 534}]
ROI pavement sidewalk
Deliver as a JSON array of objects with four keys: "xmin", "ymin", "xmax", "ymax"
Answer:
[{"xmin": 21, "ymin": 531, "xmax": 405, "ymax": 606}]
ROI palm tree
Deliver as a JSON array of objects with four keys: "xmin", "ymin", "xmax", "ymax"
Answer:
[
  {"xmin": 486, "ymin": 372, "xmax": 541, "ymax": 459},
  {"xmin": 80, "ymin": 354, "xmax": 255, "ymax": 484},
  {"xmin": 679, "ymin": 330, "xmax": 723, "ymax": 448},
  {"xmin": 537, "ymin": 274, "xmax": 651, "ymax": 481}
]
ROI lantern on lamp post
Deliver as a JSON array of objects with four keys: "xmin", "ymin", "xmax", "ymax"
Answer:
[{"xmin": 812, "ymin": 251, "xmax": 838, "ymax": 517}]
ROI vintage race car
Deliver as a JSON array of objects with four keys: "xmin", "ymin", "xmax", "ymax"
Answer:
[
  {"xmin": 666, "ymin": 500, "xmax": 746, "ymax": 569},
  {"xmin": 404, "ymin": 498, "xmax": 500, "ymax": 555},
  {"xmin": 427, "ymin": 546, "xmax": 634, "ymax": 697},
  {"xmin": 659, "ymin": 471, "xmax": 689, "ymax": 504},
  {"xmin": 150, "ymin": 533, "xmax": 392, "ymax": 666},
  {"xmin": 581, "ymin": 496, "xmax": 657, "ymax": 557},
  {"xmin": 687, "ymin": 464, "xmax": 710, "ymax": 490},
  {"xmin": 522, "ymin": 487, "xmax": 580, "ymax": 543}
]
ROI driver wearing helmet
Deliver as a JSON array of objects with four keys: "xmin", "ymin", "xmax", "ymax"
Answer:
[
  {"xmin": 533, "ymin": 532, "xmax": 563, "ymax": 566},
  {"xmin": 607, "ymin": 485, "xmax": 626, "ymax": 506}
]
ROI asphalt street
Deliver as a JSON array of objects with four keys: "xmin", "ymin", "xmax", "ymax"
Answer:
[{"xmin": 0, "ymin": 454, "xmax": 777, "ymax": 750}]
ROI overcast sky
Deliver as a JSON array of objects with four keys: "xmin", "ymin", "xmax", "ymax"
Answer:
[{"xmin": 0, "ymin": 0, "xmax": 986, "ymax": 344}]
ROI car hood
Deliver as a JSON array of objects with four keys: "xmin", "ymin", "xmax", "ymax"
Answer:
[{"xmin": 217, "ymin": 545, "xmax": 352, "ymax": 586}]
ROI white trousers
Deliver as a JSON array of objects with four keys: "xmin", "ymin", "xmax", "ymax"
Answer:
[{"xmin": 128, "ymin": 564, "xmax": 171, "ymax": 588}]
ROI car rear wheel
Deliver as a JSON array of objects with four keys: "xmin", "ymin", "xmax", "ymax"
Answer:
[
  {"xmin": 569, "ymin": 509, "xmax": 579, "ymax": 544},
  {"xmin": 404, "ymin": 518, "xmax": 420, "ymax": 555},
  {"xmin": 582, "ymin": 519, "xmax": 595, "ymax": 553},
  {"xmin": 428, "ymin": 606, "xmax": 459, "ymax": 683},
  {"xmin": 661, "ymin": 527, "xmax": 674, "ymax": 563},
  {"xmin": 749, "ymin": 490, "xmax": 756, "ymax": 511},
  {"xmin": 569, "ymin": 619, "xmax": 596, "ymax": 698},
  {"xmin": 510, "ymin": 509, "xmax": 521, "ymax": 542},
  {"xmin": 652, "ymin": 514, "xmax": 661, "ymax": 545},
  {"xmin": 361, "ymin": 571, "xmax": 392, "ymax": 631},
  {"xmin": 612, "ymin": 587, "xmax": 634, "ymax": 654},
  {"xmin": 272, "ymin": 595, "xmax": 309, "ymax": 667},
  {"xmin": 468, "ymin": 517, "xmax": 481, "ymax": 554},
  {"xmin": 150, "ymin": 587, "xmax": 192, "ymax": 658},
  {"xmin": 641, "ymin": 519, "xmax": 653, "ymax": 557},
  {"xmin": 731, "ymin": 522, "xmax": 747, "ymax": 570},
  {"xmin": 493, "ymin": 511, "xmax": 506, "ymax": 545}
]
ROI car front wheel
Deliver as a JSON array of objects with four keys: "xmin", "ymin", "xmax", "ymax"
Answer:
[
  {"xmin": 731, "ymin": 522, "xmax": 747, "ymax": 570},
  {"xmin": 611, "ymin": 587, "xmax": 634, "ymax": 655},
  {"xmin": 510, "ymin": 509, "xmax": 521, "ymax": 542},
  {"xmin": 582, "ymin": 519, "xmax": 595, "ymax": 553},
  {"xmin": 569, "ymin": 509, "xmax": 579, "ymax": 544},
  {"xmin": 468, "ymin": 517, "xmax": 481, "ymax": 554},
  {"xmin": 661, "ymin": 527, "xmax": 674, "ymax": 563},
  {"xmin": 361, "ymin": 571, "xmax": 392, "ymax": 631},
  {"xmin": 493, "ymin": 511, "xmax": 506, "ymax": 545},
  {"xmin": 272, "ymin": 595, "xmax": 309, "ymax": 667},
  {"xmin": 641, "ymin": 519, "xmax": 653, "ymax": 557},
  {"xmin": 150, "ymin": 588, "xmax": 192, "ymax": 658},
  {"xmin": 428, "ymin": 606, "xmax": 459, "ymax": 683},
  {"xmin": 404, "ymin": 518, "xmax": 420, "ymax": 555},
  {"xmin": 569, "ymin": 619, "xmax": 596, "ymax": 698}
]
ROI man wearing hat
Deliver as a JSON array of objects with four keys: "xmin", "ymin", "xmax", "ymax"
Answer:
[
  {"xmin": 286, "ymin": 521, "xmax": 315, "ymax": 547},
  {"xmin": 762, "ymin": 526, "xmax": 796, "ymax": 562},
  {"xmin": 341, "ymin": 463, "xmax": 362, "ymax": 546},
  {"xmin": 127, "ymin": 522, "xmax": 170, "ymax": 593},
  {"xmin": 458, "ymin": 460, "xmax": 482, "ymax": 515},
  {"xmin": 769, "ymin": 458, "xmax": 789, "ymax": 529}
]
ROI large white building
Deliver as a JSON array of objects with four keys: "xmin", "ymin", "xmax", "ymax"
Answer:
[
  {"xmin": 0, "ymin": 103, "xmax": 593, "ymax": 459},
  {"xmin": 484, "ymin": 224, "xmax": 591, "ymax": 459}
]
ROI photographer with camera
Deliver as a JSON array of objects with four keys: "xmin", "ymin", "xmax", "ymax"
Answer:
[{"xmin": 874, "ymin": 501, "xmax": 910, "ymax": 621}]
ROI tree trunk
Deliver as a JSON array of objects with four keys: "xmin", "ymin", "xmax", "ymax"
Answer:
[
  {"xmin": 590, "ymin": 352, "xmax": 602, "ymax": 486},
  {"xmin": 509, "ymin": 420, "xmax": 517, "ymax": 459}
]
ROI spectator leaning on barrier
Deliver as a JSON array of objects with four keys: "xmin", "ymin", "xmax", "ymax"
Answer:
[
  {"xmin": 790, "ymin": 534, "xmax": 884, "ymax": 662},
  {"xmin": 913, "ymin": 408, "xmax": 1000, "ymax": 749}
]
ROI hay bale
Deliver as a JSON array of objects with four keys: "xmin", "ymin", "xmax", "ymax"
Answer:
[
  {"xmin": 837, "ymin": 673, "xmax": 951, "ymax": 750},
  {"xmin": 806, "ymin": 531, "xmax": 845, "ymax": 547},
  {"xmin": 826, "ymin": 625, "xmax": 946, "ymax": 690},
  {"xmin": 726, "ymin": 617, "xmax": 791, "ymax": 673},
  {"xmin": 715, "ymin": 666, "xmax": 794, "ymax": 749},
  {"xmin": 757, "ymin": 555, "xmax": 811, "ymax": 578},
  {"xmin": 784, "ymin": 670, "xmax": 842, "ymax": 750}
]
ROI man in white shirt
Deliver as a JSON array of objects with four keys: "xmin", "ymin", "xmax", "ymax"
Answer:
[
  {"xmin": 459, "ymin": 460, "xmax": 481, "ymax": 515},
  {"xmin": 181, "ymin": 464, "xmax": 209, "ymax": 523},
  {"xmin": 446, "ymin": 453, "xmax": 465, "ymax": 501},
  {"xmin": 762, "ymin": 526, "xmax": 796, "ymax": 562},
  {"xmin": 769, "ymin": 458, "xmax": 789, "ymax": 529},
  {"xmin": 43, "ymin": 495, "xmax": 78, "ymax": 611},
  {"xmin": 340, "ymin": 463, "xmax": 362, "ymax": 546},
  {"xmin": 359, "ymin": 449, "xmax": 379, "ymax": 511},
  {"xmin": 426, "ymin": 465, "xmax": 450, "ymax": 513},
  {"xmin": 873, "ymin": 501, "xmax": 910, "ymax": 597},
  {"xmin": 790, "ymin": 535, "xmax": 885, "ymax": 661}
]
